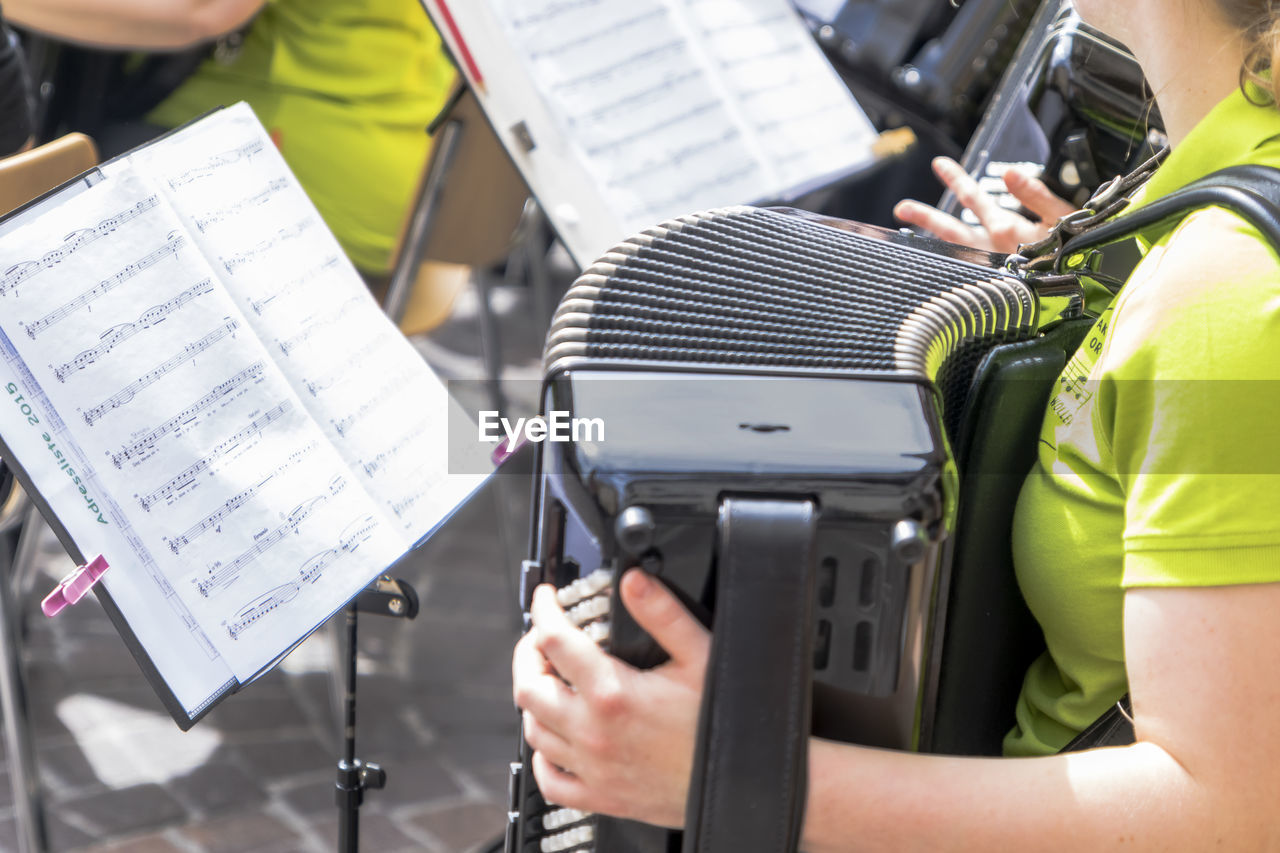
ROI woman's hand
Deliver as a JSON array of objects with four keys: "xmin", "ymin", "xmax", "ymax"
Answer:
[
  {"xmin": 894, "ymin": 156, "xmax": 1076, "ymax": 253},
  {"xmin": 512, "ymin": 568, "xmax": 711, "ymax": 828}
]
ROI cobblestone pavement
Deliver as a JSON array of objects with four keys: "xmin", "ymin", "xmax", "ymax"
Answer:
[{"xmin": 0, "ymin": 278, "xmax": 555, "ymax": 853}]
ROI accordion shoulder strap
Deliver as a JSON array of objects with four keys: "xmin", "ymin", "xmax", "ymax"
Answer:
[
  {"xmin": 1055, "ymin": 164, "xmax": 1280, "ymax": 268},
  {"xmin": 1061, "ymin": 696, "xmax": 1135, "ymax": 752},
  {"xmin": 682, "ymin": 497, "xmax": 818, "ymax": 853},
  {"xmin": 1054, "ymin": 164, "xmax": 1280, "ymax": 754}
]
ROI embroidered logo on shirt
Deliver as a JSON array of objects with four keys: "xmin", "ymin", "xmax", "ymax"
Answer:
[{"xmin": 1045, "ymin": 309, "xmax": 1111, "ymax": 439}]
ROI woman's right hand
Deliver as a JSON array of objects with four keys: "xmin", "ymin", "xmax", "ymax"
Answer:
[{"xmin": 893, "ymin": 156, "xmax": 1077, "ymax": 253}]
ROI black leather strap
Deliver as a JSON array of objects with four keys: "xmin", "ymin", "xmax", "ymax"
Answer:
[
  {"xmin": 1057, "ymin": 164, "xmax": 1280, "ymax": 268},
  {"xmin": 1062, "ymin": 695, "xmax": 1134, "ymax": 752},
  {"xmin": 682, "ymin": 497, "xmax": 818, "ymax": 853}
]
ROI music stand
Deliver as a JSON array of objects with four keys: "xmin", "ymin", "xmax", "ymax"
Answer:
[
  {"xmin": 333, "ymin": 86, "xmax": 526, "ymax": 849},
  {"xmin": 383, "ymin": 81, "xmax": 531, "ymax": 416}
]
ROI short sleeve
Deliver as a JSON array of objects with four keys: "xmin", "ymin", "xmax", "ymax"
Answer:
[{"xmin": 1091, "ymin": 208, "xmax": 1280, "ymax": 588}]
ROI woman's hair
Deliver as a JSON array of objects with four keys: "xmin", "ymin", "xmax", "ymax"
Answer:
[{"xmin": 1215, "ymin": 0, "xmax": 1280, "ymax": 104}]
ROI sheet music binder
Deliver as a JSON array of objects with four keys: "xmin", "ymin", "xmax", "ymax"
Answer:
[
  {"xmin": 0, "ymin": 105, "xmax": 487, "ymax": 729},
  {"xmin": 419, "ymin": 0, "xmax": 883, "ymax": 267}
]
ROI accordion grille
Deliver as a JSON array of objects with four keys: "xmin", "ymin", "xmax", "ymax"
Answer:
[{"xmin": 545, "ymin": 207, "xmax": 1038, "ymax": 383}]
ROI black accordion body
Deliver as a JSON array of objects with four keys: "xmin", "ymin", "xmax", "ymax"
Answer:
[{"xmin": 508, "ymin": 206, "xmax": 1086, "ymax": 853}]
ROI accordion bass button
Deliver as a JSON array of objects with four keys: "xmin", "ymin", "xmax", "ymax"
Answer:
[
  {"xmin": 614, "ymin": 505, "xmax": 656, "ymax": 556},
  {"xmin": 891, "ymin": 519, "xmax": 930, "ymax": 564}
]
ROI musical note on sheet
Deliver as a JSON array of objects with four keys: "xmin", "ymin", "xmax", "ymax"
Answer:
[
  {"xmin": 168, "ymin": 138, "xmax": 266, "ymax": 189},
  {"xmin": 299, "ymin": 333, "xmax": 393, "ymax": 395},
  {"xmin": 329, "ymin": 366, "xmax": 420, "ymax": 437},
  {"xmin": 54, "ymin": 278, "xmax": 216, "ymax": 382},
  {"xmin": 0, "ymin": 196, "xmax": 160, "ymax": 297},
  {"xmin": 195, "ymin": 494, "xmax": 329, "ymax": 597},
  {"xmin": 221, "ymin": 218, "xmax": 317, "ymax": 274},
  {"xmin": 136, "ymin": 400, "xmax": 292, "ymax": 510},
  {"xmin": 165, "ymin": 440, "xmax": 318, "ymax": 554},
  {"xmin": 23, "ymin": 232, "xmax": 187, "ymax": 339},
  {"xmin": 110, "ymin": 362, "xmax": 267, "ymax": 467},
  {"xmin": 250, "ymin": 255, "xmax": 342, "ymax": 316},
  {"xmin": 277, "ymin": 295, "xmax": 363, "ymax": 357},
  {"xmin": 360, "ymin": 417, "xmax": 432, "ymax": 477},
  {"xmin": 193, "ymin": 179, "xmax": 289, "ymax": 232},
  {"xmin": 83, "ymin": 318, "xmax": 239, "ymax": 426},
  {"xmin": 223, "ymin": 514, "xmax": 379, "ymax": 639}
]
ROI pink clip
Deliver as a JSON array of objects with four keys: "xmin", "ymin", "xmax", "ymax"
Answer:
[
  {"xmin": 491, "ymin": 435, "xmax": 528, "ymax": 468},
  {"xmin": 41, "ymin": 555, "xmax": 109, "ymax": 618}
]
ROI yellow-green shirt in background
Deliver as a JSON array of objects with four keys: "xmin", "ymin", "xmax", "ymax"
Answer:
[
  {"xmin": 1005, "ymin": 88, "xmax": 1280, "ymax": 756},
  {"xmin": 150, "ymin": 0, "xmax": 455, "ymax": 274}
]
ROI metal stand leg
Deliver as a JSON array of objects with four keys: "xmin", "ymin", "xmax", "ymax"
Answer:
[
  {"xmin": 520, "ymin": 203, "xmax": 555, "ymax": 336},
  {"xmin": 11, "ymin": 502, "xmax": 46, "ymax": 602},
  {"xmin": 333, "ymin": 579, "xmax": 417, "ymax": 853},
  {"xmin": 382, "ymin": 120, "xmax": 465, "ymax": 325},
  {"xmin": 474, "ymin": 269, "xmax": 508, "ymax": 418},
  {"xmin": 0, "ymin": 519, "xmax": 48, "ymax": 853},
  {"xmin": 335, "ymin": 604, "xmax": 382, "ymax": 853}
]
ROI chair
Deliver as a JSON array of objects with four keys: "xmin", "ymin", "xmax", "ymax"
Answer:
[
  {"xmin": 380, "ymin": 82, "xmax": 533, "ymax": 418},
  {"xmin": 0, "ymin": 131, "xmax": 101, "ymax": 853},
  {"xmin": 383, "ymin": 81, "xmax": 529, "ymax": 334},
  {"xmin": 0, "ymin": 132, "xmax": 98, "ymax": 214}
]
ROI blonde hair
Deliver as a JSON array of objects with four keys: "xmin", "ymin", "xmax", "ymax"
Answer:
[{"xmin": 1216, "ymin": 0, "xmax": 1280, "ymax": 103}]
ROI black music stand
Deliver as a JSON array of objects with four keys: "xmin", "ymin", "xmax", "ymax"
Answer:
[
  {"xmin": 334, "ymin": 577, "xmax": 419, "ymax": 853},
  {"xmin": 382, "ymin": 81, "xmax": 531, "ymax": 417},
  {"xmin": 334, "ymin": 79, "xmax": 531, "ymax": 852}
]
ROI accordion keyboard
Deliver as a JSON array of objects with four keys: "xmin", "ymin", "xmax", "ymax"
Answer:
[{"xmin": 517, "ymin": 568, "xmax": 614, "ymax": 853}]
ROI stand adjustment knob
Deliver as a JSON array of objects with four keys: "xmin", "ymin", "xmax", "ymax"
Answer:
[{"xmin": 359, "ymin": 762, "xmax": 386, "ymax": 790}]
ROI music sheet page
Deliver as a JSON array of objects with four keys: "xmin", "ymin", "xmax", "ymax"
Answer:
[
  {"xmin": 680, "ymin": 0, "xmax": 879, "ymax": 192},
  {"xmin": 123, "ymin": 106, "xmax": 486, "ymax": 544},
  {"xmin": 488, "ymin": 0, "xmax": 775, "ymax": 229},
  {"xmin": 483, "ymin": 0, "xmax": 875, "ymax": 232},
  {"xmin": 0, "ymin": 164, "xmax": 411, "ymax": 691}
]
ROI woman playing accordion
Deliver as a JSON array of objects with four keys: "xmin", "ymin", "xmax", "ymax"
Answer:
[{"xmin": 514, "ymin": 0, "xmax": 1280, "ymax": 848}]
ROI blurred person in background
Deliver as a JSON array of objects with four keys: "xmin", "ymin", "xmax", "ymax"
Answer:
[
  {"xmin": 6, "ymin": 0, "xmax": 456, "ymax": 278},
  {"xmin": 0, "ymin": 2, "xmax": 35, "ymax": 155}
]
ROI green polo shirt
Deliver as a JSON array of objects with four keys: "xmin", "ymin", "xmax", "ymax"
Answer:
[
  {"xmin": 1005, "ymin": 87, "xmax": 1280, "ymax": 756},
  {"xmin": 149, "ymin": 0, "xmax": 454, "ymax": 274}
]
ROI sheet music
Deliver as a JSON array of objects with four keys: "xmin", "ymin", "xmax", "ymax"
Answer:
[
  {"xmin": 0, "ymin": 167, "xmax": 407, "ymax": 687},
  {"xmin": 682, "ymin": 0, "xmax": 878, "ymax": 192},
  {"xmin": 125, "ymin": 106, "xmax": 485, "ymax": 541},
  {"xmin": 491, "ymin": 0, "xmax": 773, "ymax": 228},
  {"xmin": 479, "ymin": 0, "xmax": 875, "ymax": 238}
]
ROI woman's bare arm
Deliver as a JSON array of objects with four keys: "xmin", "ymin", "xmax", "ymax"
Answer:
[
  {"xmin": 801, "ymin": 582, "xmax": 1280, "ymax": 851},
  {"xmin": 516, "ymin": 571, "xmax": 1280, "ymax": 850},
  {"xmin": 6, "ymin": 0, "xmax": 264, "ymax": 50}
]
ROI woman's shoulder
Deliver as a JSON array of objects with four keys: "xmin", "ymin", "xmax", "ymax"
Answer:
[{"xmin": 1101, "ymin": 205, "xmax": 1280, "ymax": 381}]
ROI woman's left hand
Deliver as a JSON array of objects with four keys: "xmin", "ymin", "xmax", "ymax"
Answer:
[
  {"xmin": 893, "ymin": 156, "xmax": 1076, "ymax": 253},
  {"xmin": 512, "ymin": 568, "xmax": 711, "ymax": 828}
]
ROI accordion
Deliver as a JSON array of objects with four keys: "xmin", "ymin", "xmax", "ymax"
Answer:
[
  {"xmin": 940, "ymin": 1, "xmax": 1163, "ymax": 219},
  {"xmin": 506, "ymin": 205, "xmax": 1088, "ymax": 853}
]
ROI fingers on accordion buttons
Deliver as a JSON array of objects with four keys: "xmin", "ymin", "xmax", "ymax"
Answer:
[
  {"xmin": 556, "ymin": 568, "xmax": 613, "ymax": 608},
  {"xmin": 540, "ymin": 822, "xmax": 595, "ymax": 853}
]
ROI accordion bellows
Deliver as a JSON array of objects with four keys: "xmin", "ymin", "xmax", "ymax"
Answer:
[{"xmin": 545, "ymin": 206, "xmax": 1040, "ymax": 385}]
